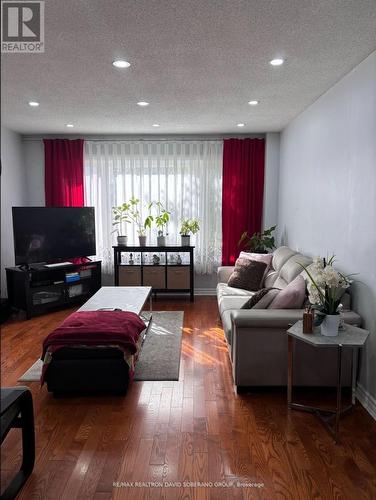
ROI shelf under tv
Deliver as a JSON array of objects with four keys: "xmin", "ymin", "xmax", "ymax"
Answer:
[{"xmin": 6, "ymin": 261, "xmax": 102, "ymax": 319}]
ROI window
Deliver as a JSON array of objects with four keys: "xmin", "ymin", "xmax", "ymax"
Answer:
[{"xmin": 84, "ymin": 140, "xmax": 223, "ymax": 275}]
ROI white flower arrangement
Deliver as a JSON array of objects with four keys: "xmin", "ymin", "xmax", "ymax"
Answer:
[{"xmin": 301, "ymin": 256, "xmax": 353, "ymax": 315}]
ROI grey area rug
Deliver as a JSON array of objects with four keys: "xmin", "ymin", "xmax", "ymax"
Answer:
[
  {"xmin": 19, "ymin": 359, "xmax": 43, "ymax": 382},
  {"xmin": 19, "ymin": 311, "xmax": 184, "ymax": 382},
  {"xmin": 135, "ymin": 311, "xmax": 183, "ymax": 381}
]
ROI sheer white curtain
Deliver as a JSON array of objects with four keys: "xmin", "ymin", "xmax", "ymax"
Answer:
[{"xmin": 84, "ymin": 140, "xmax": 223, "ymax": 275}]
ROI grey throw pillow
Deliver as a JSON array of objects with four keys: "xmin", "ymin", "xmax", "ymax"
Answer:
[
  {"xmin": 227, "ymin": 258, "xmax": 267, "ymax": 292},
  {"xmin": 242, "ymin": 287, "xmax": 278, "ymax": 309}
]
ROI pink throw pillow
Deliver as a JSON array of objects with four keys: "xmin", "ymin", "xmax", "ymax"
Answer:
[
  {"xmin": 269, "ymin": 275, "xmax": 306, "ymax": 309},
  {"xmin": 239, "ymin": 251, "xmax": 273, "ymax": 267}
]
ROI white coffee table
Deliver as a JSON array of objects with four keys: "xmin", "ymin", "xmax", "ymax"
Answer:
[{"xmin": 78, "ymin": 286, "xmax": 152, "ymax": 314}]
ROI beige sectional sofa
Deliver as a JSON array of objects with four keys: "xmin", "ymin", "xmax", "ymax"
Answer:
[{"xmin": 217, "ymin": 246, "xmax": 361, "ymax": 390}]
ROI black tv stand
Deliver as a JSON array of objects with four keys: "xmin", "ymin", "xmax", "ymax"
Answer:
[
  {"xmin": 18, "ymin": 263, "xmax": 44, "ymax": 272},
  {"xmin": 6, "ymin": 261, "xmax": 102, "ymax": 319},
  {"xmin": 18, "ymin": 263, "xmax": 31, "ymax": 272}
]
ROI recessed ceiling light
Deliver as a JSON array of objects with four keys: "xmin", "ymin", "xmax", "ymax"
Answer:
[
  {"xmin": 66, "ymin": 123, "xmax": 74, "ymax": 128},
  {"xmin": 137, "ymin": 101, "xmax": 149, "ymax": 107},
  {"xmin": 270, "ymin": 58, "xmax": 284, "ymax": 66},
  {"xmin": 112, "ymin": 60, "xmax": 130, "ymax": 68},
  {"xmin": 237, "ymin": 123, "xmax": 245, "ymax": 127},
  {"xmin": 152, "ymin": 123, "xmax": 160, "ymax": 127},
  {"xmin": 28, "ymin": 101, "xmax": 39, "ymax": 107},
  {"xmin": 248, "ymin": 100, "xmax": 259, "ymax": 106}
]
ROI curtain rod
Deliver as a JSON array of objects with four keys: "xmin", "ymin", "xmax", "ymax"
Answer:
[{"xmin": 22, "ymin": 133, "xmax": 266, "ymax": 142}]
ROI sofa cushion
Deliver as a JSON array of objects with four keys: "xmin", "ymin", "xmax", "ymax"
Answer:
[
  {"xmin": 280, "ymin": 253, "xmax": 313, "ymax": 284},
  {"xmin": 253, "ymin": 289, "xmax": 280, "ymax": 309},
  {"xmin": 264, "ymin": 270, "xmax": 278, "ymax": 288},
  {"xmin": 220, "ymin": 296, "xmax": 251, "ymax": 315},
  {"xmin": 272, "ymin": 246, "xmax": 297, "ymax": 272},
  {"xmin": 217, "ymin": 282, "xmax": 254, "ymax": 298},
  {"xmin": 239, "ymin": 251, "xmax": 273, "ymax": 266},
  {"xmin": 241, "ymin": 288, "xmax": 270, "ymax": 309},
  {"xmin": 241, "ymin": 288, "xmax": 279, "ymax": 309},
  {"xmin": 272, "ymin": 276, "xmax": 289, "ymax": 290},
  {"xmin": 227, "ymin": 258, "xmax": 267, "ymax": 292},
  {"xmin": 269, "ymin": 275, "xmax": 306, "ymax": 309},
  {"xmin": 217, "ymin": 266, "xmax": 235, "ymax": 284}
]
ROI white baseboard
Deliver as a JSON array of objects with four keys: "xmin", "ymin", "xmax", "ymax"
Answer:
[
  {"xmin": 356, "ymin": 383, "xmax": 376, "ymax": 421},
  {"xmin": 195, "ymin": 288, "xmax": 216, "ymax": 296}
]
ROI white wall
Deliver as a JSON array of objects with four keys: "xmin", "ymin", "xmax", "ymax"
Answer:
[
  {"xmin": 263, "ymin": 132, "xmax": 280, "ymax": 230},
  {"xmin": 278, "ymin": 51, "xmax": 376, "ymax": 404},
  {"xmin": 23, "ymin": 138, "xmax": 45, "ymax": 205},
  {"xmin": 1, "ymin": 126, "xmax": 27, "ymax": 297}
]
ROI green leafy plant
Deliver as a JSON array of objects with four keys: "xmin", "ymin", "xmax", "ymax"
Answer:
[
  {"xmin": 112, "ymin": 197, "xmax": 153, "ymax": 236},
  {"xmin": 149, "ymin": 201, "xmax": 170, "ymax": 235},
  {"xmin": 180, "ymin": 218, "xmax": 200, "ymax": 235},
  {"xmin": 238, "ymin": 225, "xmax": 276, "ymax": 253}
]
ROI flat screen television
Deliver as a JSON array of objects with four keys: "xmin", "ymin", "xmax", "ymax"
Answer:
[{"xmin": 12, "ymin": 207, "xmax": 96, "ymax": 265}]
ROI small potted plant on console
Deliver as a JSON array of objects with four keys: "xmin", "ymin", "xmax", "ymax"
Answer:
[
  {"xmin": 112, "ymin": 204, "xmax": 129, "ymax": 246},
  {"xmin": 180, "ymin": 218, "xmax": 200, "ymax": 246},
  {"xmin": 112, "ymin": 198, "xmax": 153, "ymax": 246},
  {"xmin": 150, "ymin": 202, "xmax": 170, "ymax": 246}
]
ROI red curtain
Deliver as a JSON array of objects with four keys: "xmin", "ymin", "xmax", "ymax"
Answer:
[
  {"xmin": 44, "ymin": 139, "xmax": 84, "ymax": 207},
  {"xmin": 222, "ymin": 138, "xmax": 265, "ymax": 265}
]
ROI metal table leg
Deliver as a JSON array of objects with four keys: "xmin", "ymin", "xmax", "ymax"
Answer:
[
  {"xmin": 287, "ymin": 335, "xmax": 293, "ymax": 407},
  {"xmin": 352, "ymin": 347, "xmax": 358, "ymax": 405},
  {"xmin": 334, "ymin": 345, "xmax": 343, "ymax": 442},
  {"xmin": 287, "ymin": 337, "xmax": 352, "ymax": 443}
]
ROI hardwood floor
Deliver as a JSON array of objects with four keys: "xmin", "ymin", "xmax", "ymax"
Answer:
[{"xmin": 1, "ymin": 296, "xmax": 376, "ymax": 499}]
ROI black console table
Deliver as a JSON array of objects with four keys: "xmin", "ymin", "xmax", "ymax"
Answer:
[
  {"xmin": 6, "ymin": 261, "xmax": 102, "ymax": 318},
  {"xmin": 113, "ymin": 246, "xmax": 194, "ymax": 301}
]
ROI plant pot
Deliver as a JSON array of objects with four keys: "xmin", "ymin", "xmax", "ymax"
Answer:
[
  {"xmin": 117, "ymin": 235, "xmax": 128, "ymax": 246},
  {"xmin": 138, "ymin": 235, "xmax": 147, "ymax": 247},
  {"xmin": 320, "ymin": 314, "xmax": 340, "ymax": 337},
  {"xmin": 157, "ymin": 235, "xmax": 166, "ymax": 246},
  {"xmin": 181, "ymin": 235, "xmax": 190, "ymax": 246}
]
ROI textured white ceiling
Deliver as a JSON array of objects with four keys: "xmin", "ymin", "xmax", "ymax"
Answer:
[{"xmin": 1, "ymin": 0, "xmax": 375, "ymax": 135}]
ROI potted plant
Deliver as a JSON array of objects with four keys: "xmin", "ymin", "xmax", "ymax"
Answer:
[
  {"xmin": 238, "ymin": 225, "xmax": 276, "ymax": 253},
  {"xmin": 112, "ymin": 198, "xmax": 153, "ymax": 247},
  {"xmin": 112, "ymin": 204, "xmax": 130, "ymax": 246},
  {"xmin": 180, "ymin": 218, "xmax": 200, "ymax": 246},
  {"xmin": 150, "ymin": 202, "xmax": 170, "ymax": 246},
  {"xmin": 300, "ymin": 256, "xmax": 354, "ymax": 336}
]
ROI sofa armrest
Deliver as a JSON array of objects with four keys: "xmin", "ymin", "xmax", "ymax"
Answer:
[
  {"xmin": 231, "ymin": 309, "xmax": 362, "ymax": 329},
  {"xmin": 230, "ymin": 309, "xmax": 304, "ymax": 387},
  {"xmin": 231, "ymin": 309, "xmax": 304, "ymax": 329},
  {"xmin": 217, "ymin": 266, "xmax": 234, "ymax": 283}
]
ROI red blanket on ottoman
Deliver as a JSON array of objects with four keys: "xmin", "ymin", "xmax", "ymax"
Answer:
[{"xmin": 41, "ymin": 311, "xmax": 146, "ymax": 385}]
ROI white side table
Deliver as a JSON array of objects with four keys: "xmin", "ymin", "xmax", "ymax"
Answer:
[{"xmin": 286, "ymin": 321, "xmax": 369, "ymax": 443}]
